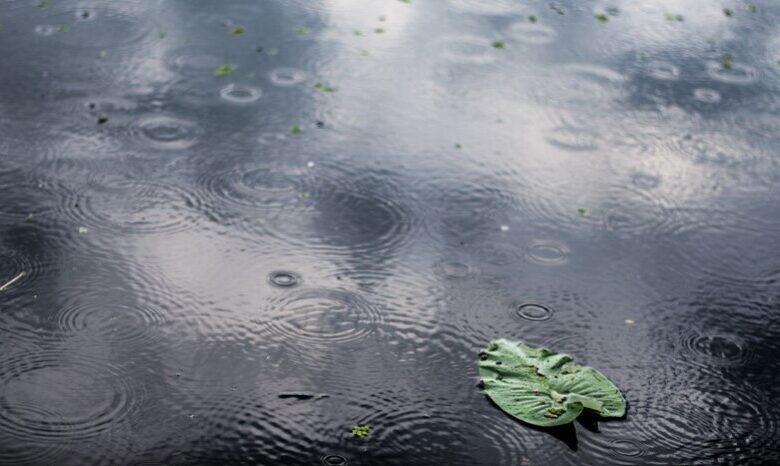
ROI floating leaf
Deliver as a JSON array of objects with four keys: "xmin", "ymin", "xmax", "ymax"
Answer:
[
  {"xmin": 97, "ymin": 115, "xmax": 109, "ymax": 125},
  {"xmin": 478, "ymin": 339, "xmax": 626, "ymax": 427},
  {"xmin": 290, "ymin": 125, "xmax": 302, "ymax": 134},
  {"xmin": 528, "ymin": 15, "xmax": 537, "ymax": 23},
  {"xmin": 492, "ymin": 40, "xmax": 505, "ymax": 49},
  {"xmin": 577, "ymin": 208, "xmax": 587, "ymax": 217},
  {"xmin": 594, "ymin": 13, "xmax": 609, "ymax": 22},
  {"xmin": 232, "ymin": 26, "xmax": 245, "ymax": 35}
]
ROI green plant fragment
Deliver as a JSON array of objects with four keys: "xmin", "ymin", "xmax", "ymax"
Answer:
[
  {"xmin": 594, "ymin": 13, "xmax": 609, "ymax": 22},
  {"xmin": 351, "ymin": 425, "xmax": 370, "ymax": 438},
  {"xmin": 214, "ymin": 64, "xmax": 236, "ymax": 77},
  {"xmin": 478, "ymin": 339, "xmax": 626, "ymax": 427},
  {"xmin": 720, "ymin": 52, "xmax": 733, "ymax": 70},
  {"xmin": 492, "ymin": 40, "xmax": 505, "ymax": 49}
]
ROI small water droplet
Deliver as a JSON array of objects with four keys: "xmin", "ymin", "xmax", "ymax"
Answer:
[
  {"xmin": 515, "ymin": 303, "xmax": 554, "ymax": 321},
  {"xmin": 268, "ymin": 271, "xmax": 300, "ymax": 288}
]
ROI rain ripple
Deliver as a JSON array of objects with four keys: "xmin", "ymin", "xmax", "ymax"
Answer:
[
  {"xmin": 257, "ymin": 288, "xmax": 383, "ymax": 346},
  {"xmin": 59, "ymin": 174, "xmax": 204, "ymax": 237},
  {"xmin": 0, "ymin": 350, "xmax": 143, "ymax": 443}
]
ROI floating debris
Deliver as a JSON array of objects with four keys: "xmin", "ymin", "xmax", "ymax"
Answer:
[
  {"xmin": 295, "ymin": 26, "xmax": 308, "ymax": 35},
  {"xmin": 232, "ymin": 26, "xmax": 245, "ymax": 35},
  {"xmin": 594, "ymin": 13, "xmax": 609, "ymax": 23},
  {"xmin": 159, "ymin": 31, "xmax": 166, "ymax": 39},
  {"xmin": 0, "ymin": 272, "xmax": 25, "ymax": 292},
  {"xmin": 351, "ymin": 425, "xmax": 370, "ymax": 438},
  {"xmin": 578, "ymin": 208, "xmax": 588, "ymax": 217},
  {"xmin": 78, "ymin": 226, "xmax": 89, "ymax": 233},
  {"xmin": 492, "ymin": 40, "xmax": 506, "ymax": 49},
  {"xmin": 36, "ymin": 0, "xmax": 49, "ymax": 8},
  {"xmin": 97, "ymin": 115, "xmax": 109, "ymax": 125},
  {"xmin": 374, "ymin": 27, "xmax": 385, "ymax": 34},
  {"xmin": 313, "ymin": 82, "xmax": 338, "ymax": 93},
  {"xmin": 720, "ymin": 52, "xmax": 733, "ymax": 70},
  {"xmin": 290, "ymin": 125, "xmax": 302, "ymax": 134},
  {"xmin": 625, "ymin": 319, "xmax": 635, "ymax": 325},
  {"xmin": 214, "ymin": 64, "xmax": 236, "ymax": 77},
  {"xmin": 528, "ymin": 15, "xmax": 537, "ymax": 23},
  {"xmin": 278, "ymin": 393, "xmax": 329, "ymax": 400},
  {"xmin": 723, "ymin": 8, "xmax": 733, "ymax": 17}
]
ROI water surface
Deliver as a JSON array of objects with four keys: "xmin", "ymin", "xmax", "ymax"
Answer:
[{"xmin": 1, "ymin": 0, "xmax": 779, "ymax": 464}]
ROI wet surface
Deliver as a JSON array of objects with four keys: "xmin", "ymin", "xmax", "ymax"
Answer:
[{"xmin": 1, "ymin": 0, "xmax": 779, "ymax": 464}]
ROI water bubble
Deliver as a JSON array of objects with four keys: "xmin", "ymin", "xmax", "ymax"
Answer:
[
  {"xmin": 434, "ymin": 261, "xmax": 472, "ymax": 279},
  {"xmin": 610, "ymin": 439, "xmax": 644, "ymax": 457},
  {"xmin": 706, "ymin": 61, "xmax": 758, "ymax": 85},
  {"xmin": 631, "ymin": 172, "xmax": 660, "ymax": 190},
  {"xmin": 321, "ymin": 455, "xmax": 347, "ymax": 465},
  {"xmin": 524, "ymin": 240, "xmax": 570, "ymax": 265},
  {"xmin": 219, "ymin": 84, "xmax": 262, "ymax": 104},
  {"xmin": 268, "ymin": 67, "xmax": 307, "ymax": 87},
  {"xmin": 545, "ymin": 126, "xmax": 599, "ymax": 151},
  {"xmin": 515, "ymin": 303, "xmax": 554, "ymax": 321},
  {"xmin": 268, "ymin": 271, "xmax": 300, "ymax": 288},
  {"xmin": 646, "ymin": 61, "xmax": 680, "ymax": 80},
  {"xmin": 693, "ymin": 87, "xmax": 721, "ymax": 103},
  {"xmin": 136, "ymin": 115, "xmax": 202, "ymax": 150}
]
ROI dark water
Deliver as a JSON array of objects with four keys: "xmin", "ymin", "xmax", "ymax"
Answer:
[{"xmin": 1, "ymin": 0, "xmax": 779, "ymax": 464}]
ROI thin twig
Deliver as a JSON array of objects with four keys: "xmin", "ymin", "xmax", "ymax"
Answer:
[{"xmin": 0, "ymin": 272, "xmax": 25, "ymax": 291}]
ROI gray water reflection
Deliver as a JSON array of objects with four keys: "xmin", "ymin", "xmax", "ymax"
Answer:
[{"xmin": 1, "ymin": 0, "xmax": 779, "ymax": 464}]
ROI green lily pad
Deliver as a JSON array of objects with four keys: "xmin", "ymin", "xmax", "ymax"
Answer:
[{"xmin": 478, "ymin": 339, "xmax": 625, "ymax": 427}]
